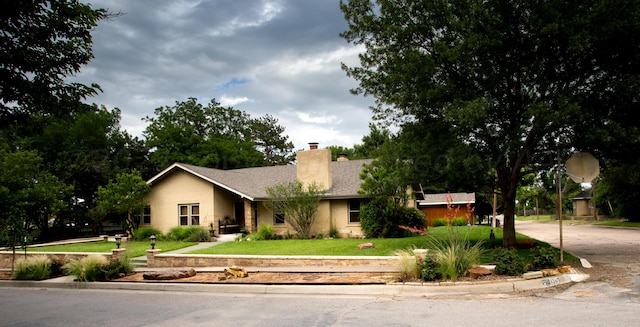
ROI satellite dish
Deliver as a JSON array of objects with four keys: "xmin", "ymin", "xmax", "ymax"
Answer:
[{"xmin": 566, "ymin": 152, "xmax": 600, "ymax": 183}]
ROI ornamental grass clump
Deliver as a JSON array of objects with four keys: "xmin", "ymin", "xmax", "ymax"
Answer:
[
  {"xmin": 393, "ymin": 248, "xmax": 421, "ymax": 281},
  {"xmin": 63, "ymin": 254, "xmax": 108, "ymax": 282},
  {"xmin": 426, "ymin": 229, "xmax": 484, "ymax": 281},
  {"xmin": 12, "ymin": 255, "xmax": 52, "ymax": 280}
]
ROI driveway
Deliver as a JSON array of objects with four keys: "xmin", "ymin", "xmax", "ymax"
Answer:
[{"xmin": 515, "ymin": 219, "xmax": 640, "ymax": 301}]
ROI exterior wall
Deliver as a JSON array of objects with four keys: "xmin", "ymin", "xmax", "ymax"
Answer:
[
  {"xmin": 256, "ymin": 199, "xmax": 362, "ymax": 238},
  {"xmin": 145, "ymin": 171, "xmax": 215, "ymax": 234},
  {"xmin": 212, "ymin": 187, "xmax": 237, "ymax": 230},
  {"xmin": 296, "ymin": 148, "xmax": 332, "ymax": 190},
  {"xmin": 421, "ymin": 206, "xmax": 474, "ymax": 226},
  {"xmin": 330, "ymin": 199, "xmax": 363, "ymax": 238},
  {"xmin": 573, "ymin": 199, "xmax": 593, "ymax": 217}
]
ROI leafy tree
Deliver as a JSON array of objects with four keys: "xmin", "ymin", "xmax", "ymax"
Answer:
[
  {"xmin": 144, "ymin": 98, "xmax": 282, "ymax": 170},
  {"xmin": 95, "ymin": 170, "xmax": 150, "ymax": 237},
  {"xmin": 0, "ymin": 149, "xmax": 70, "ymax": 268},
  {"xmin": 341, "ymin": 0, "xmax": 640, "ymax": 247},
  {"xmin": 0, "ymin": 0, "xmax": 109, "ymax": 125},
  {"xmin": 250, "ymin": 114, "xmax": 295, "ymax": 165},
  {"xmin": 28, "ymin": 106, "xmax": 143, "ymax": 235},
  {"xmin": 264, "ymin": 181, "xmax": 326, "ymax": 239}
]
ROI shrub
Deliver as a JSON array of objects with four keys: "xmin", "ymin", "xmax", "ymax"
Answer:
[
  {"xmin": 418, "ymin": 255, "xmax": 441, "ymax": 281},
  {"xmin": 167, "ymin": 226, "xmax": 211, "ymax": 242},
  {"xmin": 63, "ymin": 255, "xmax": 108, "ymax": 282},
  {"xmin": 531, "ymin": 246, "xmax": 559, "ymax": 270},
  {"xmin": 360, "ymin": 199, "xmax": 426, "ymax": 238},
  {"xmin": 329, "ymin": 226, "xmax": 339, "ymax": 238},
  {"xmin": 451, "ymin": 217, "xmax": 468, "ymax": 226},
  {"xmin": 133, "ymin": 227, "xmax": 163, "ymax": 241},
  {"xmin": 13, "ymin": 256, "xmax": 52, "ymax": 280},
  {"xmin": 393, "ymin": 248, "xmax": 421, "ymax": 281},
  {"xmin": 426, "ymin": 229, "xmax": 484, "ymax": 280},
  {"xmin": 433, "ymin": 218, "xmax": 447, "ymax": 227},
  {"xmin": 62, "ymin": 255, "xmax": 133, "ymax": 282},
  {"xmin": 493, "ymin": 247, "xmax": 527, "ymax": 276},
  {"xmin": 101, "ymin": 256, "xmax": 134, "ymax": 280},
  {"xmin": 254, "ymin": 225, "xmax": 277, "ymax": 240}
]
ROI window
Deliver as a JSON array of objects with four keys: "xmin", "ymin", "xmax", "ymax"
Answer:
[
  {"xmin": 141, "ymin": 206, "xmax": 151, "ymax": 224},
  {"xmin": 274, "ymin": 211, "xmax": 285, "ymax": 225},
  {"xmin": 349, "ymin": 199, "xmax": 361, "ymax": 223},
  {"xmin": 179, "ymin": 204, "xmax": 200, "ymax": 226}
]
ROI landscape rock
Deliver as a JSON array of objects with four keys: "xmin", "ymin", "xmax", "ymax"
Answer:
[
  {"xmin": 224, "ymin": 265, "xmax": 249, "ymax": 279},
  {"xmin": 468, "ymin": 266, "xmax": 493, "ymax": 279},
  {"xmin": 143, "ymin": 268, "xmax": 197, "ymax": 280},
  {"xmin": 357, "ymin": 242, "xmax": 375, "ymax": 249}
]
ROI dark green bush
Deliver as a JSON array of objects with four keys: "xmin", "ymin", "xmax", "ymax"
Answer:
[
  {"xmin": 133, "ymin": 227, "xmax": 163, "ymax": 241},
  {"xmin": 531, "ymin": 246, "xmax": 559, "ymax": 270},
  {"xmin": 493, "ymin": 247, "xmax": 527, "ymax": 276},
  {"xmin": 100, "ymin": 256, "xmax": 134, "ymax": 280},
  {"xmin": 433, "ymin": 218, "xmax": 447, "ymax": 227},
  {"xmin": 451, "ymin": 217, "xmax": 468, "ymax": 226},
  {"xmin": 167, "ymin": 226, "xmax": 211, "ymax": 242},
  {"xmin": 418, "ymin": 255, "xmax": 441, "ymax": 281},
  {"xmin": 360, "ymin": 199, "xmax": 426, "ymax": 238},
  {"xmin": 255, "ymin": 225, "xmax": 277, "ymax": 240}
]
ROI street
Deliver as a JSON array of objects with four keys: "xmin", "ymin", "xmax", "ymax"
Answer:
[{"xmin": 0, "ymin": 287, "xmax": 639, "ymax": 326}]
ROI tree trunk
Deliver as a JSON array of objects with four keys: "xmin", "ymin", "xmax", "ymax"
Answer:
[{"xmin": 498, "ymin": 168, "xmax": 519, "ymax": 248}]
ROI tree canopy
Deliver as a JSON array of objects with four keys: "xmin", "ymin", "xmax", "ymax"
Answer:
[
  {"xmin": 341, "ymin": 0, "xmax": 640, "ymax": 246},
  {"xmin": 0, "ymin": 0, "xmax": 109, "ymax": 124},
  {"xmin": 264, "ymin": 181, "xmax": 326, "ymax": 239},
  {"xmin": 143, "ymin": 98, "xmax": 294, "ymax": 171}
]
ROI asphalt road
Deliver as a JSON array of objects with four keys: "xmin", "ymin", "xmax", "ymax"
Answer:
[
  {"xmin": 1, "ymin": 287, "xmax": 639, "ymax": 326},
  {"xmin": 515, "ymin": 219, "xmax": 640, "ymax": 302}
]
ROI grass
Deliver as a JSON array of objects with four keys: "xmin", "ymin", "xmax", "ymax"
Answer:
[
  {"xmin": 594, "ymin": 220, "xmax": 640, "ymax": 228},
  {"xmin": 27, "ymin": 241, "xmax": 197, "ymax": 258},
  {"xmin": 191, "ymin": 226, "xmax": 527, "ymax": 256}
]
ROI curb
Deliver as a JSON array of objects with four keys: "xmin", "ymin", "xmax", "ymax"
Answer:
[{"xmin": 0, "ymin": 270, "xmax": 587, "ymax": 297}]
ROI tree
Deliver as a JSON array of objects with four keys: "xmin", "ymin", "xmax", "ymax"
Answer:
[
  {"xmin": 341, "ymin": 0, "xmax": 640, "ymax": 247},
  {"xmin": 144, "ymin": 98, "xmax": 288, "ymax": 171},
  {"xmin": 95, "ymin": 170, "xmax": 150, "ymax": 237},
  {"xmin": 0, "ymin": 149, "xmax": 69, "ymax": 269},
  {"xmin": 264, "ymin": 181, "xmax": 326, "ymax": 238},
  {"xmin": 0, "ymin": 0, "xmax": 109, "ymax": 125},
  {"xmin": 250, "ymin": 114, "xmax": 295, "ymax": 166}
]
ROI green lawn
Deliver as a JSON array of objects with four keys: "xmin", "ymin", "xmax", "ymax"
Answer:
[
  {"xmin": 27, "ymin": 241, "xmax": 197, "ymax": 258},
  {"xmin": 594, "ymin": 220, "xmax": 640, "ymax": 228},
  {"xmin": 189, "ymin": 226, "xmax": 571, "ymax": 263}
]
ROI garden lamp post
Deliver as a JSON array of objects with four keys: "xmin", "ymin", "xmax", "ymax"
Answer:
[
  {"xmin": 150, "ymin": 235, "xmax": 156, "ymax": 250},
  {"xmin": 115, "ymin": 234, "xmax": 121, "ymax": 249}
]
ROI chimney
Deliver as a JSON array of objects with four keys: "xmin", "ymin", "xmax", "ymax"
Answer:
[
  {"xmin": 337, "ymin": 152, "xmax": 349, "ymax": 162},
  {"xmin": 296, "ymin": 142, "xmax": 331, "ymax": 190}
]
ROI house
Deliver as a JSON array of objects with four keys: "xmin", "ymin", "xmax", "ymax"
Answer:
[
  {"xmin": 144, "ymin": 143, "xmax": 372, "ymax": 238},
  {"xmin": 572, "ymin": 189, "xmax": 594, "ymax": 217},
  {"xmin": 417, "ymin": 192, "xmax": 476, "ymax": 226}
]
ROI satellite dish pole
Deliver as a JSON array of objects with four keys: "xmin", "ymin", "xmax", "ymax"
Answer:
[{"xmin": 557, "ymin": 147, "xmax": 564, "ymax": 262}]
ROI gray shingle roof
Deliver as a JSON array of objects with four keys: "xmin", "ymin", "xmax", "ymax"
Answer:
[{"xmin": 148, "ymin": 159, "xmax": 373, "ymax": 201}]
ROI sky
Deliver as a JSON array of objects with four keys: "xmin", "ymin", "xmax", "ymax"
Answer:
[{"xmin": 72, "ymin": 0, "xmax": 377, "ymax": 150}]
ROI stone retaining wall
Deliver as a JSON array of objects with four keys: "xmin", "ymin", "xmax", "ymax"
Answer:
[
  {"xmin": 0, "ymin": 249, "xmax": 125, "ymax": 269},
  {"xmin": 146, "ymin": 250, "xmax": 397, "ymax": 268}
]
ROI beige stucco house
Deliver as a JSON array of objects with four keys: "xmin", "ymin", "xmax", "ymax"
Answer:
[{"xmin": 144, "ymin": 144, "xmax": 372, "ymax": 238}]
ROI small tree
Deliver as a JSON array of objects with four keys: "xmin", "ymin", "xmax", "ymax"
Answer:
[
  {"xmin": 264, "ymin": 181, "xmax": 326, "ymax": 239},
  {"xmin": 95, "ymin": 170, "xmax": 150, "ymax": 237}
]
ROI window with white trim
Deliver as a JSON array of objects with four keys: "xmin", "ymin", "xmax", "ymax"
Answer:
[
  {"xmin": 179, "ymin": 204, "xmax": 200, "ymax": 226},
  {"xmin": 141, "ymin": 206, "xmax": 151, "ymax": 224},
  {"xmin": 349, "ymin": 199, "xmax": 361, "ymax": 223}
]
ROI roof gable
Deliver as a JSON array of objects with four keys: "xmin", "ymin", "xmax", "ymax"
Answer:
[{"xmin": 147, "ymin": 159, "xmax": 373, "ymax": 200}]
